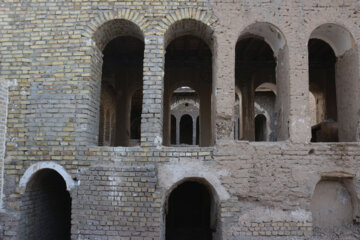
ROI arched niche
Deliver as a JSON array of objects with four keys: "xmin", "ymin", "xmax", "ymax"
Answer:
[
  {"xmin": 311, "ymin": 180, "xmax": 354, "ymax": 228},
  {"xmin": 309, "ymin": 24, "xmax": 359, "ymax": 142}
]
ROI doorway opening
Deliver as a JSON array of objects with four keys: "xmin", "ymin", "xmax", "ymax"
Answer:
[
  {"xmin": 19, "ymin": 169, "xmax": 71, "ymax": 240},
  {"xmin": 166, "ymin": 181, "xmax": 216, "ymax": 240}
]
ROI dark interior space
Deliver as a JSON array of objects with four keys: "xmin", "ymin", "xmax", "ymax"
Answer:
[
  {"xmin": 235, "ymin": 37, "xmax": 276, "ymax": 141},
  {"xmin": 308, "ymin": 39, "xmax": 338, "ymax": 142},
  {"xmin": 255, "ymin": 114, "xmax": 267, "ymax": 141},
  {"xmin": 130, "ymin": 88, "xmax": 143, "ymax": 140},
  {"xmin": 99, "ymin": 36, "xmax": 144, "ymax": 146},
  {"xmin": 164, "ymin": 35, "xmax": 213, "ymax": 146},
  {"xmin": 19, "ymin": 169, "xmax": 71, "ymax": 240},
  {"xmin": 180, "ymin": 114, "xmax": 193, "ymax": 145},
  {"xmin": 166, "ymin": 181, "xmax": 212, "ymax": 240}
]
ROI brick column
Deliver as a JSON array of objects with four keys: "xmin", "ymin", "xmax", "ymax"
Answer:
[
  {"xmin": 214, "ymin": 33, "xmax": 235, "ymax": 142},
  {"xmin": 141, "ymin": 35, "xmax": 164, "ymax": 147},
  {"xmin": 288, "ymin": 44, "xmax": 311, "ymax": 142}
]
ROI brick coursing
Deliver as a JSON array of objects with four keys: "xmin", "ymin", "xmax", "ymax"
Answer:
[{"xmin": 0, "ymin": 0, "xmax": 360, "ymax": 239}]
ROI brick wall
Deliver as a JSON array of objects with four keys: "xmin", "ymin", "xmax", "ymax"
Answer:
[
  {"xmin": 0, "ymin": 0, "xmax": 359, "ymax": 239},
  {"xmin": 0, "ymin": 80, "xmax": 8, "ymax": 210}
]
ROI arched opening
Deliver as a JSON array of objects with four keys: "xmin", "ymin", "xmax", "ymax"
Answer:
[
  {"xmin": 180, "ymin": 114, "xmax": 193, "ymax": 145},
  {"xmin": 255, "ymin": 83, "xmax": 276, "ymax": 141},
  {"xmin": 19, "ymin": 169, "xmax": 71, "ymax": 240},
  {"xmin": 235, "ymin": 23, "xmax": 289, "ymax": 141},
  {"xmin": 309, "ymin": 39, "xmax": 338, "ymax": 142},
  {"xmin": 309, "ymin": 24, "xmax": 359, "ymax": 142},
  {"xmin": 170, "ymin": 86, "xmax": 199, "ymax": 146},
  {"xmin": 97, "ymin": 21, "xmax": 144, "ymax": 147},
  {"xmin": 235, "ymin": 37, "xmax": 277, "ymax": 141},
  {"xmin": 255, "ymin": 114, "xmax": 267, "ymax": 141},
  {"xmin": 163, "ymin": 20, "xmax": 213, "ymax": 147},
  {"xmin": 311, "ymin": 180, "xmax": 353, "ymax": 228},
  {"xmin": 166, "ymin": 181, "xmax": 215, "ymax": 240}
]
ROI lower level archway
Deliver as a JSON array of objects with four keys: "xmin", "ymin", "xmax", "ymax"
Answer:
[
  {"xmin": 19, "ymin": 169, "xmax": 71, "ymax": 240},
  {"xmin": 311, "ymin": 180, "xmax": 354, "ymax": 228},
  {"xmin": 166, "ymin": 181, "xmax": 214, "ymax": 240}
]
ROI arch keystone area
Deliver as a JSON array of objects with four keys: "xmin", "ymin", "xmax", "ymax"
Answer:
[
  {"xmin": 82, "ymin": 9, "xmax": 148, "ymax": 49},
  {"xmin": 18, "ymin": 162, "xmax": 77, "ymax": 194}
]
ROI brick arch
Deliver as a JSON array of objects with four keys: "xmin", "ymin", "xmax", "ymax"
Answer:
[
  {"xmin": 159, "ymin": 8, "xmax": 218, "ymax": 50},
  {"xmin": 18, "ymin": 162, "xmax": 77, "ymax": 194},
  {"xmin": 83, "ymin": 9, "xmax": 148, "ymax": 51}
]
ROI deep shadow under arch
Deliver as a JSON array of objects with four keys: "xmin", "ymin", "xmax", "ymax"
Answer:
[
  {"xmin": 19, "ymin": 169, "xmax": 71, "ymax": 240},
  {"xmin": 166, "ymin": 181, "xmax": 213, "ymax": 240}
]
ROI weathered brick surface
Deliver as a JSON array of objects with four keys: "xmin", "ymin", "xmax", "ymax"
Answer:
[
  {"xmin": 72, "ymin": 165, "xmax": 160, "ymax": 239},
  {"xmin": 0, "ymin": 0, "xmax": 360, "ymax": 239},
  {"xmin": 0, "ymin": 81, "xmax": 8, "ymax": 210}
]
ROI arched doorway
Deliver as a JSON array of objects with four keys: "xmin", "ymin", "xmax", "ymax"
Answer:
[
  {"xmin": 166, "ymin": 181, "xmax": 215, "ymax": 240},
  {"xmin": 180, "ymin": 114, "xmax": 193, "ymax": 145},
  {"xmin": 255, "ymin": 114, "xmax": 267, "ymax": 141},
  {"xmin": 19, "ymin": 169, "xmax": 71, "ymax": 240}
]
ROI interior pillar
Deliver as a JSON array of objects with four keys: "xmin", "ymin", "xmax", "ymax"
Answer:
[
  {"xmin": 242, "ymin": 81, "xmax": 255, "ymax": 141},
  {"xmin": 176, "ymin": 115, "xmax": 180, "ymax": 145},
  {"xmin": 192, "ymin": 116, "xmax": 196, "ymax": 145}
]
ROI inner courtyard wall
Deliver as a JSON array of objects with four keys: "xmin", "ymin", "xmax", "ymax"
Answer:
[{"xmin": 0, "ymin": 0, "xmax": 360, "ymax": 239}]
